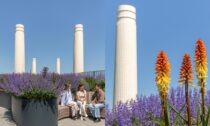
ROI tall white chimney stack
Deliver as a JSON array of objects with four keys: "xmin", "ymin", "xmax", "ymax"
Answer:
[
  {"xmin": 32, "ymin": 58, "xmax": 36, "ymax": 74},
  {"xmin": 73, "ymin": 24, "xmax": 84, "ymax": 73},
  {"xmin": 56, "ymin": 58, "xmax": 61, "ymax": 74},
  {"xmin": 15, "ymin": 24, "xmax": 25, "ymax": 73},
  {"xmin": 114, "ymin": 5, "xmax": 138, "ymax": 105}
]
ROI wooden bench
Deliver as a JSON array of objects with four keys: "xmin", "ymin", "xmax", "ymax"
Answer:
[
  {"xmin": 58, "ymin": 92, "xmax": 105, "ymax": 120},
  {"xmin": 58, "ymin": 105, "xmax": 71, "ymax": 120}
]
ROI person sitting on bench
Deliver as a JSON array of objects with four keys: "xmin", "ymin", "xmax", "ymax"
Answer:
[
  {"xmin": 76, "ymin": 84, "xmax": 88, "ymax": 121},
  {"xmin": 61, "ymin": 83, "xmax": 78, "ymax": 120},
  {"xmin": 88, "ymin": 83, "xmax": 105, "ymax": 122}
]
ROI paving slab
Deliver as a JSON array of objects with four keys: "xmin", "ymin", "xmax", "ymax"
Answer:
[
  {"xmin": 0, "ymin": 107, "xmax": 104, "ymax": 126},
  {"xmin": 58, "ymin": 118, "xmax": 104, "ymax": 126},
  {"xmin": 0, "ymin": 107, "xmax": 16, "ymax": 126}
]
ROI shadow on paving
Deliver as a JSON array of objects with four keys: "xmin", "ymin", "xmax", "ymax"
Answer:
[
  {"xmin": 58, "ymin": 118, "xmax": 105, "ymax": 126},
  {"xmin": 0, "ymin": 107, "xmax": 16, "ymax": 126},
  {"xmin": 0, "ymin": 107, "xmax": 104, "ymax": 126}
]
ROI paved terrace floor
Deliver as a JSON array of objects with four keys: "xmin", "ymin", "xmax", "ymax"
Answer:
[{"xmin": 0, "ymin": 107, "xmax": 104, "ymax": 126}]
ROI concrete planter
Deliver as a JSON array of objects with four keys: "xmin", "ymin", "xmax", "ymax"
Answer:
[
  {"xmin": 0, "ymin": 91, "xmax": 11, "ymax": 109},
  {"xmin": 12, "ymin": 96, "xmax": 58, "ymax": 126}
]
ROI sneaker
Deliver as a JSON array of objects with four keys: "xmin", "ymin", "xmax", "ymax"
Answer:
[
  {"xmin": 80, "ymin": 116, "xmax": 83, "ymax": 120},
  {"xmin": 76, "ymin": 115, "xmax": 80, "ymax": 119},
  {"xmin": 84, "ymin": 114, "xmax": 88, "ymax": 117},
  {"xmin": 80, "ymin": 116, "xmax": 86, "ymax": 121},
  {"xmin": 94, "ymin": 118, "xmax": 101, "ymax": 122},
  {"xmin": 72, "ymin": 116, "xmax": 77, "ymax": 120},
  {"xmin": 92, "ymin": 117, "xmax": 96, "ymax": 121}
]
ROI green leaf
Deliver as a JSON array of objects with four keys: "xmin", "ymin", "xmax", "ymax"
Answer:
[
  {"xmin": 146, "ymin": 112, "xmax": 164, "ymax": 125},
  {"xmin": 168, "ymin": 103, "xmax": 188, "ymax": 123},
  {"xmin": 205, "ymin": 107, "xmax": 210, "ymax": 126},
  {"xmin": 173, "ymin": 104, "xmax": 186, "ymax": 125},
  {"xmin": 165, "ymin": 102, "xmax": 170, "ymax": 126},
  {"xmin": 196, "ymin": 108, "xmax": 200, "ymax": 126},
  {"xmin": 201, "ymin": 114, "xmax": 205, "ymax": 126}
]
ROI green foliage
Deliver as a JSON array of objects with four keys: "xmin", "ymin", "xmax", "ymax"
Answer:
[
  {"xmin": 146, "ymin": 112, "xmax": 164, "ymax": 125},
  {"xmin": 79, "ymin": 78, "xmax": 87, "ymax": 86},
  {"xmin": 148, "ymin": 102, "xmax": 190, "ymax": 126},
  {"xmin": 131, "ymin": 117, "xmax": 140, "ymax": 126},
  {"xmin": 173, "ymin": 104, "xmax": 186, "ymax": 125},
  {"xmin": 98, "ymin": 79, "xmax": 105, "ymax": 91},
  {"xmin": 112, "ymin": 120, "xmax": 118, "ymax": 126},
  {"xmin": 201, "ymin": 107, "xmax": 210, "ymax": 126},
  {"xmin": 85, "ymin": 77, "xmax": 97, "ymax": 91},
  {"xmin": 195, "ymin": 103, "xmax": 210, "ymax": 126},
  {"xmin": 196, "ymin": 108, "xmax": 200, "ymax": 126},
  {"xmin": 81, "ymin": 77, "xmax": 105, "ymax": 91},
  {"xmin": 20, "ymin": 88, "xmax": 55, "ymax": 100},
  {"xmin": 206, "ymin": 107, "xmax": 210, "ymax": 125},
  {"xmin": 0, "ymin": 75, "xmax": 6, "ymax": 91},
  {"xmin": 166, "ymin": 103, "xmax": 170, "ymax": 125},
  {"xmin": 169, "ymin": 103, "xmax": 188, "ymax": 124}
]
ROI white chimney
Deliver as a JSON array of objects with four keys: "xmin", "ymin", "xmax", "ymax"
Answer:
[
  {"xmin": 114, "ymin": 5, "xmax": 138, "ymax": 105},
  {"xmin": 73, "ymin": 24, "xmax": 84, "ymax": 73},
  {"xmin": 15, "ymin": 24, "xmax": 25, "ymax": 73},
  {"xmin": 56, "ymin": 58, "xmax": 61, "ymax": 74},
  {"xmin": 32, "ymin": 58, "xmax": 36, "ymax": 74}
]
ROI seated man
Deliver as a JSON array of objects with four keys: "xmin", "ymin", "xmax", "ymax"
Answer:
[
  {"xmin": 88, "ymin": 83, "xmax": 105, "ymax": 122},
  {"xmin": 61, "ymin": 83, "xmax": 78, "ymax": 120}
]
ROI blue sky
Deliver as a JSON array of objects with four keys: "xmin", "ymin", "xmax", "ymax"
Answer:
[
  {"xmin": 0, "ymin": 0, "xmax": 105, "ymax": 74},
  {"xmin": 105, "ymin": 0, "xmax": 210, "ymax": 107},
  {"xmin": 1, "ymin": 0, "xmax": 210, "ymax": 108}
]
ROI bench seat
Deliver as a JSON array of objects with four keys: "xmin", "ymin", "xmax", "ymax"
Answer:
[
  {"xmin": 58, "ymin": 105, "xmax": 105, "ymax": 120},
  {"xmin": 58, "ymin": 105, "xmax": 71, "ymax": 120},
  {"xmin": 58, "ymin": 91, "xmax": 105, "ymax": 120}
]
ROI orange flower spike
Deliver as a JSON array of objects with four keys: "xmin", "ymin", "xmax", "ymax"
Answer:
[
  {"xmin": 195, "ymin": 39, "xmax": 208, "ymax": 83},
  {"xmin": 179, "ymin": 54, "xmax": 194, "ymax": 84},
  {"xmin": 194, "ymin": 38, "xmax": 208, "ymax": 117},
  {"xmin": 179, "ymin": 54, "xmax": 193, "ymax": 126},
  {"xmin": 155, "ymin": 51, "xmax": 171, "ymax": 100}
]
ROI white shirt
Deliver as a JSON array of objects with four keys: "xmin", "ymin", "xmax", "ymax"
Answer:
[
  {"xmin": 61, "ymin": 90, "xmax": 74, "ymax": 106},
  {"xmin": 77, "ymin": 90, "xmax": 87, "ymax": 102}
]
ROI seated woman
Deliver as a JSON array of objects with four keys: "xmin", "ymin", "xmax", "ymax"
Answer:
[
  {"xmin": 76, "ymin": 84, "xmax": 88, "ymax": 121},
  {"xmin": 88, "ymin": 83, "xmax": 105, "ymax": 122},
  {"xmin": 61, "ymin": 83, "xmax": 78, "ymax": 120}
]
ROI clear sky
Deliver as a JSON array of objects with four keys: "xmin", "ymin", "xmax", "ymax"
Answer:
[
  {"xmin": 0, "ymin": 0, "xmax": 105, "ymax": 74},
  {"xmin": 105, "ymin": 0, "xmax": 210, "ymax": 107}
]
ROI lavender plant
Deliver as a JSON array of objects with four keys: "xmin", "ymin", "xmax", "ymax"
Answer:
[
  {"xmin": 106, "ymin": 87, "xmax": 209, "ymax": 126},
  {"xmin": 0, "ymin": 70, "xmax": 105, "ymax": 100},
  {"xmin": 0, "ymin": 73, "xmax": 64, "ymax": 99}
]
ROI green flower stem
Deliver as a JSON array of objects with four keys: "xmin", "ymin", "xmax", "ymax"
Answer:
[
  {"xmin": 185, "ymin": 80, "xmax": 192, "ymax": 126},
  {"xmin": 161, "ymin": 98, "xmax": 170, "ymax": 126},
  {"xmin": 201, "ymin": 79, "xmax": 205, "ymax": 120}
]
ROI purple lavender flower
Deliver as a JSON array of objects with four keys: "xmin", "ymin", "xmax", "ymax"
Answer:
[
  {"xmin": 0, "ymin": 71, "xmax": 105, "ymax": 100},
  {"xmin": 106, "ymin": 87, "xmax": 210, "ymax": 126}
]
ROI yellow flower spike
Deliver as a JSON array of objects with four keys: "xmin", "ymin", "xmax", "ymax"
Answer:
[
  {"xmin": 155, "ymin": 51, "xmax": 171, "ymax": 101},
  {"xmin": 195, "ymin": 39, "xmax": 208, "ymax": 83},
  {"xmin": 194, "ymin": 38, "xmax": 208, "ymax": 118}
]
